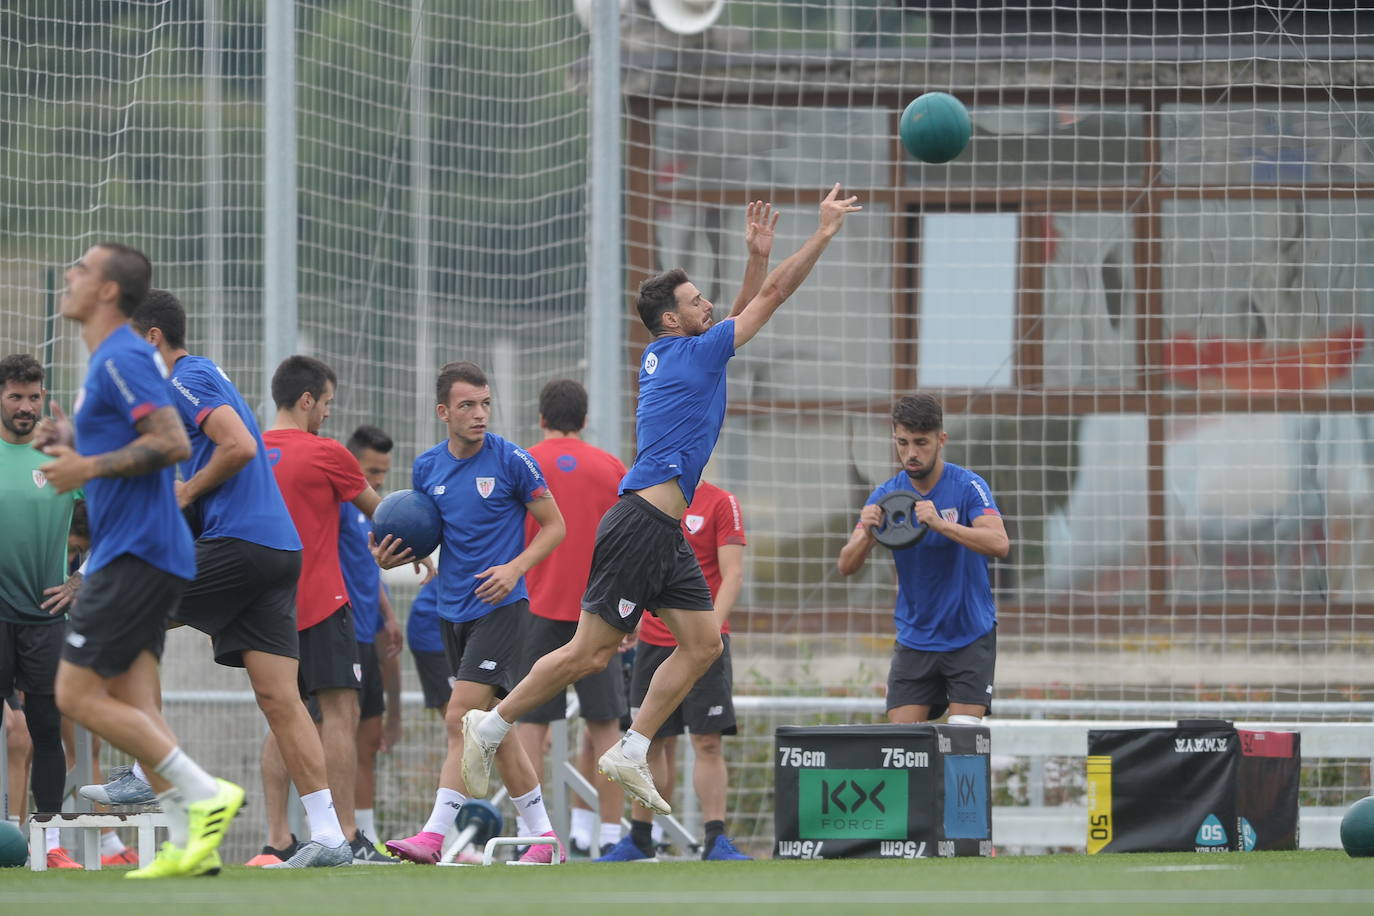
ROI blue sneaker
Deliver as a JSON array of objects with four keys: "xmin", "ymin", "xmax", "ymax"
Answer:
[
  {"xmin": 79, "ymin": 766, "xmax": 156, "ymax": 805},
  {"xmin": 704, "ymin": 835, "xmax": 751, "ymax": 861},
  {"xmin": 593, "ymin": 836, "xmax": 657, "ymax": 862}
]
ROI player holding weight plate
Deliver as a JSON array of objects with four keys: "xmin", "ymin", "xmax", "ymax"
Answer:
[{"xmin": 837, "ymin": 394, "xmax": 1009, "ymax": 726}]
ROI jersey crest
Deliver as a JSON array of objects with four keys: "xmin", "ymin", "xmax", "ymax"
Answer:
[
  {"xmin": 32, "ymin": 469, "xmax": 47, "ymax": 489},
  {"xmin": 684, "ymin": 513, "xmax": 705, "ymax": 534},
  {"xmin": 475, "ymin": 476, "xmax": 495, "ymax": 499},
  {"xmin": 941, "ymin": 507, "xmax": 959, "ymax": 524}
]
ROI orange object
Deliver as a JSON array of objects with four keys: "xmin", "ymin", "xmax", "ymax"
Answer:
[
  {"xmin": 101, "ymin": 848, "xmax": 140, "ymax": 866},
  {"xmin": 46, "ymin": 846, "xmax": 84, "ymax": 869},
  {"xmin": 1161, "ymin": 324, "xmax": 1365, "ymax": 391}
]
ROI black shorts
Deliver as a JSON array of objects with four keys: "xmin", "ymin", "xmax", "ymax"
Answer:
[
  {"xmin": 630, "ymin": 635, "xmax": 737, "ymax": 739},
  {"xmin": 517, "ymin": 614, "xmax": 626, "ymax": 724},
  {"xmin": 886, "ymin": 627, "xmax": 996, "ymax": 720},
  {"xmin": 581, "ymin": 494, "xmax": 714, "ymax": 634},
  {"xmin": 173, "ymin": 538, "xmax": 301, "ymax": 668},
  {"xmin": 0, "ymin": 619, "xmax": 66, "ymax": 697},
  {"xmin": 411, "ymin": 649, "xmax": 452, "ymax": 711},
  {"xmin": 357, "ymin": 640, "xmax": 385, "ymax": 720},
  {"xmin": 63, "ymin": 555, "xmax": 184, "ymax": 678},
  {"xmin": 297, "ymin": 605, "xmax": 361, "ymax": 698},
  {"xmin": 440, "ymin": 599, "xmax": 526, "ymax": 698}
]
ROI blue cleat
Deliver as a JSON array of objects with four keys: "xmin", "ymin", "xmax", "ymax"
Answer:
[
  {"xmin": 593, "ymin": 836, "xmax": 658, "ymax": 863},
  {"xmin": 703, "ymin": 835, "xmax": 752, "ymax": 861}
]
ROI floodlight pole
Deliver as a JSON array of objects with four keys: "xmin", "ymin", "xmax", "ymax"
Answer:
[
  {"xmin": 587, "ymin": 0, "xmax": 624, "ymax": 457},
  {"xmin": 263, "ymin": 0, "xmax": 298, "ymax": 421}
]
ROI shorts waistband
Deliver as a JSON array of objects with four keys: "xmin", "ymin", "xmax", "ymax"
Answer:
[{"xmin": 620, "ymin": 492, "xmax": 682, "ymax": 530}]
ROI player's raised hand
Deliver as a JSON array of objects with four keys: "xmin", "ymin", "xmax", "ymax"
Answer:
[
  {"xmin": 370, "ymin": 531, "xmax": 415, "ymax": 569},
  {"xmin": 32, "ymin": 399, "xmax": 74, "ymax": 453},
  {"xmin": 39, "ymin": 444, "xmax": 92, "ymax": 493},
  {"xmin": 817, "ymin": 182, "xmax": 862, "ymax": 236},
  {"xmin": 744, "ymin": 200, "xmax": 780, "ymax": 259}
]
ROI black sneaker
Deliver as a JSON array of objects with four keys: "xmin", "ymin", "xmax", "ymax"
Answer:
[
  {"xmin": 247, "ymin": 834, "xmax": 300, "ymax": 866},
  {"xmin": 351, "ymin": 831, "xmax": 398, "ymax": 864},
  {"xmin": 599, "ymin": 842, "xmax": 617, "ymax": 858},
  {"xmin": 570, "ymin": 838, "xmax": 593, "ymax": 857}
]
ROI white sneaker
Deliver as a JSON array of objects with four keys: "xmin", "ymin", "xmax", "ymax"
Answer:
[
  {"xmin": 597, "ymin": 745, "xmax": 671, "ymax": 815},
  {"xmin": 460, "ymin": 709, "xmax": 499, "ymax": 798}
]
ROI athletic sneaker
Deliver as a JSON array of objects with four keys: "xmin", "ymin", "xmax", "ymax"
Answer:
[
  {"xmin": 593, "ymin": 836, "xmax": 657, "ymax": 863},
  {"xmin": 596, "ymin": 745, "xmax": 671, "ymax": 815},
  {"xmin": 124, "ymin": 842, "xmax": 219, "ymax": 878},
  {"xmin": 460, "ymin": 708, "xmax": 499, "ymax": 798},
  {"xmin": 570, "ymin": 837, "xmax": 593, "ymax": 857},
  {"xmin": 46, "ymin": 846, "xmax": 83, "ymax": 869},
  {"xmin": 79, "ymin": 766, "xmax": 156, "ymax": 806},
  {"xmin": 704, "ymin": 835, "xmax": 751, "ymax": 861},
  {"xmin": 101, "ymin": 848, "xmax": 140, "ymax": 867},
  {"xmin": 245, "ymin": 835, "xmax": 300, "ymax": 866},
  {"xmin": 385, "ymin": 831, "xmax": 444, "ymax": 865},
  {"xmin": 182, "ymin": 778, "xmax": 245, "ymax": 872},
  {"xmin": 350, "ymin": 831, "xmax": 397, "ymax": 864},
  {"xmin": 264, "ymin": 839, "xmax": 352, "ymax": 868},
  {"xmin": 514, "ymin": 831, "xmax": 565, "ymax": 865}
]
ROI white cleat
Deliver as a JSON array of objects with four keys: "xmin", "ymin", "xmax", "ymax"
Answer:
[
  {"xmin": 460, "ymin": 708, "xmax": 500, "ymax": 798},
  {"xmin": 597, "ymin": 745, "xmax": 671, "ymax": 815}
]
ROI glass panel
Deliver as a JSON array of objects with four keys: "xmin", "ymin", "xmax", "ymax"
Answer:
[
  {"xmin": 918, "ymin": 212, "xmax": 1017, "ymax": 387},
  {"xmin": 654, "ymin": 107, "xmax": 890, "ymax": 192},
  {"xmin": 1161, "ymin": 199, "xmax": 1374, "ymax": 394},
  {"xmin": 1160, "ymin": 103, "xmax": 1374, "ymax": 185},
  {"xmin": 903, "ymin": 105, "xmax": 1145, "ymax": 187},
  {"xmin": 1040, "ymin": 211, "xmax": 1138, "ymax": 389}
]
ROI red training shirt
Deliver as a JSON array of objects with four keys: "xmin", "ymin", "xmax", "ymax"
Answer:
[
  {"xmin": 524, "ymin": 437, "xmax": 626, "ymax": 622},
  {"xmin": 263, "ymin": 428, "xmax": 367, "ymax": 631},
  {"xmin": 639, "ymin": 480, "xmax": 746, "ymax": 647}
]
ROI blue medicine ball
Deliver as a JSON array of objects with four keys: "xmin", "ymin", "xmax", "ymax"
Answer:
[{"xmin": 372, "ymin": 489, "xmax": 443, "ymax": 559}]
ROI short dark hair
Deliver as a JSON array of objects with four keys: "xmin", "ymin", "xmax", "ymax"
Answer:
[
  {"xmin": 636, "ymin": 268, "xmax": 689, "ymax": 335},
  {"xmin": 347, "ymin": 424, "xmax": 393, "ymax": 456},
  {"xmin": 129, "ymin": 288, "xmax": 187, "ymax": 349},
  {"xmin": 435, "ymin": 361, "xmax": 488, "ymax": 405},
  {"xmin": 0, "ymin": 353, "xmax": 43, "ymax": 388},
  {"xmin": 271, "ymin": 355, "xmax": 337, "ymax": 410},
  {"xmin": 94, "ymin": 242, "xmax": 152, "ymax": 317},
  {"xmin": 892, "ymin": 394, "xmax": 943, "ymax": 433},
  {"xmin": 539, "ymin": 378, "xmax": 587, "ymax": 434}
]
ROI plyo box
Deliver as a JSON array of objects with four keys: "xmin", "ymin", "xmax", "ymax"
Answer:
[{"xmin": 774, "ymin": 723, "xmax": 992, "ymax": 860}]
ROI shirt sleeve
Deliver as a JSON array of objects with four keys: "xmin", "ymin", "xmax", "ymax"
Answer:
[
  {"xmin": 170, "ymin": 364, "xmax": 230, "ymax": 428},
  {"xmin": 102, "ymin": 346, "xmax": 173, "ymax": 425},
  {"xmin": 713, "ymin": 490, "xmax": 747, "ymax": 547},
  {"xmin": 323, "ymin": 438, "xmax": 368, "ymax": 503},
  {"xmin": 509, "ymin": 446, "xmax": 548, "ymax": 502},
  {"xmin": 690, "ymin": 319, "xmax": 737, "ymax": 371},
  {"xmin": 963, "ymin": 473, "xmax": 1001, "ymax": 521}
]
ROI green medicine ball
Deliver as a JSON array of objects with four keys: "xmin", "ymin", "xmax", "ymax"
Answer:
[
  {"xmin": 0, "ymin": 819, "xmax": 28, "ymax": 867},
  {"xmin": 1341, "ymin": 795, "xmax": 1374, "ymax": 857}
]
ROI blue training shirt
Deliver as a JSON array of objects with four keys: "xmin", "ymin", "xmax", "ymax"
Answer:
[
  {"xmin": 406, "ymin": 579, "xmax": 443, "ymax": 654},
  {"xmin": 168, "ymin": 355, "xmax": 301, "ymax": 552},
  {"xmin": 413, "ymin": 433, "xmax": 547, "ymax": 623},
  {"xmin": 74, "ymin": 325, "xmax": 195, "ymax": 579},
  {"xmin": 339, "ymin": 502, "xmax": 382, "ymax": 643},
  {"xmin": 619, "ymin": 318, "xmax": 735, "ymax": 505},
  {"xmin": 864, "ymin": 461, "xmax": 1001, "ymax": 652}
]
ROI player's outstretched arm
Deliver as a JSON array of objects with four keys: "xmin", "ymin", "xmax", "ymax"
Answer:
[
  {"xmin": 837, "ymin": 503, "xmax": 883, "ymax": 576},
  {"xmin": 39, "ymin": 405, "xmax": 190, "ymax": 493},
  {"xmin": 728, "ymin": 200, "xmax": 779, "ymax": 319},
  {"xmin": 732, "ymin": 183, "xmax": 860, "ymax": 350}
]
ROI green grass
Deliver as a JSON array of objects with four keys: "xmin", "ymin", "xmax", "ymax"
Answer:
[{"xmin": 2, "ymin": 852, "xmax": 1373, "ymax": 915}]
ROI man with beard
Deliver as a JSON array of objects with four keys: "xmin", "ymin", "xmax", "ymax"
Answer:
[{"xmin": 836, "ymin": 394, "xmax": 1010, "ymax": 726}]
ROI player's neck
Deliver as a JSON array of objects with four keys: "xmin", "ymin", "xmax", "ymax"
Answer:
[
  {"xmin": 0, "ymin": 426, "xmax": 32, "ymax": 447},
  {"xmin": 270, "ymin": 409, "xmax": 311, "ymax": 433},
  {"xmin": 540, "ymin": 429, "xmax": 581, "ymax": 441},
  {"xmin": 909, "ymin": 458, "xmax": 945, "ymax": 494},
  {"xmin": 80, "ymin": 308, "xmax": 127, "ymax": 354},
  {"xmin": 447, "ymin": 433, "xmax": 485, "ymax": 460}
]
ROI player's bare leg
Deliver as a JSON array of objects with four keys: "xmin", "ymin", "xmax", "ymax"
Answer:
[
  {"xmin": 630, "ymin": 608, "xmax": 722, "ymax": 738},
  {"xmin": 260, "ymin": 733, "xmax": 294, "ymax": 850}
]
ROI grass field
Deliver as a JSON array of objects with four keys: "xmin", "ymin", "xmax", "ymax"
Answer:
[{"xmin": 2, "ymin": 852, "xmax": 1372, "ymax": 915}]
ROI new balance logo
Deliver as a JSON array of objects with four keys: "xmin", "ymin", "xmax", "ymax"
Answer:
[
  {"xmin": 707, "ymin": 705, "xmax": 724, "ymax": 716},
  {"xmin": 433, "ymin": 485, "xmax": 446, "ymax": 495},
  {"xmin": 478, "ymin": 659, "xmax": 497, "ymax": 670},
  {"xmin": 66, "ymin": 631, "xmax": 87, "ymax": 648}
]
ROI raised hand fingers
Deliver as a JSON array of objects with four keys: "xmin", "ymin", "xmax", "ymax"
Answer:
[{"xmin": 49, "ymin": 399, "xmax": 68, "ymax": 422}]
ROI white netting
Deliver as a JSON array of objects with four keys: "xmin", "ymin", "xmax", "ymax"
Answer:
[{"xmin": 3, "ymin": 2, "xmax": 1372, "ymax": 859}]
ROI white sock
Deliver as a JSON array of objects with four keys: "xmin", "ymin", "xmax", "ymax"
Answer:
[
  {"xmin": 355, "ymin": 807, "xmax": 376, "ymax": 841},
  {"xmin": 154, "ymin": 748, "xmax": 217, "ymax": 803},
  {"xmin": 158, "ymin": 789, "xmax": 189, "ymax": 847},
  {"xmin": 131, "ymin": 760, "xmax": 148, "ymax": 784},
  {"xmin": 100, "ymin": 830, "xmax": 126, "ymax": 856},
  {"xmin": 600, "ymin": 821, "xmax": 621, "ymax": 847},
  {"xmin": 512, "ymin": 786, "xmax": 552, "ymax": 836},
  {"xmin": 620, "ymin": 729, "xmax": 651, "ymax": 764},
  {"xmin": 515, "ymin": 813, "xmax": 529, "ymax": 837},
  {"xmin": 45, "ymin": 827, "xmax": 59, "ymax": 853},
  {"xmin": 422, "ymin": 787, "xmax": 466, "ymax": 837},
  {"xmin": 651, "ymin": 820, "xmax": 664, "ymax": 845},
  {"xmin": 947, "ymin": 714, "xmax": 983, "ymax": 726},
  {"xmin": 570, "ymin": 807, "xmax": 595, "ymax": 846},
  {"xmin": 300, "ymin": 788, "xmax": 347, "ymax": 847},
  {"xmin": 475, "ymin": 710, "xmax": 514, "ymax": 747}
]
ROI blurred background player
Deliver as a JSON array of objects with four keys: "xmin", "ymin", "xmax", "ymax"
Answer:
[
  {"xmin": 261, "ymin": 355, "xmax": 394, "ymax": 865},
  {"xmin": 379, "ymin": 360, "xmax": 567, "ymax": 865},
  {"xmin": 0, "ymin": 353, "xmax": 83, "ymax": 868},
  {"xmin": 337, "ymin": 423, "xmax": 403, "ymax": 859},
  {"xmin": 516, "ymin": 379, "xmax": 628, "ymax": 858},
  {"xmin": 597, "ymin": 479, "xmax": 751, "ymax": 862},
  {"xmin": 39, "ymin": 242, "xmax": 242, "ymax": 878},
  {"xmin": 407, "ymin": 579, "xmax": 448, "ymax": 718},
  {"xmin": 837, "ymin": 394, "xmax": 1010, "ymax": 726}
]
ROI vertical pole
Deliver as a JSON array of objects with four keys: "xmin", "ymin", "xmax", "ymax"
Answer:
[
  {"xmin": 263, "ymin": 0, "xmax": 298, "ymax": 420},
  {"xmin": 411, "ymin": 0, "xmax": 433, "ymax": 455},
  {"xmin": 204, "ymin": 0, "xmax": 225, "ymax": 367},
  {"xmin": 586, "ymin": 0, "xmax": 623, "ymax": 454}
]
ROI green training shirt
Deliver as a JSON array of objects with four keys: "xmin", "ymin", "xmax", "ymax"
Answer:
[{"xmin": 0, "ymin": 438, "xmax": 79, "ymax": 624}]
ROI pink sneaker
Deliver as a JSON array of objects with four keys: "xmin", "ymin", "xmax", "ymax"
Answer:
[
  {"xmin": 516, "ymin": 831, "xmax": 565, "ymax": 865},
  {"xmin": 385, "ymin": 831, "xmax": 444, "ymax": 865}
]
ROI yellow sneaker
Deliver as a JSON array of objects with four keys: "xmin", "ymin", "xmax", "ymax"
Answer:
[
  {"xmin": 125, "ymin": 842, "xmax": 188, "ymax": 879},
  {"xmin": 182, "ymin": 778, "xmax": 245, "ymax": 872},
  {"xmin": 188, "ymin": 850, "xmax": 222, "ymax": 877}
]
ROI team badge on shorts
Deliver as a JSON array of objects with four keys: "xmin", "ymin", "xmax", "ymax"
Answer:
[
  {"xmin": 32, "ymin": 469, "xmax": 47, "ymax": 489},
  {"xmin": 684, "ymin": 514, "xmax": 705, "ymax": 534},
  {"xmin": 617, "ymin": 598, "xmax": 636, "ymax": 619},
  {"xmin": 475, "ymin": 477, "xmax": 495, "ymax": 498},
  {"xmin": 941, "ymin": 507, "xmax": 959, "ymax": 524}
]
